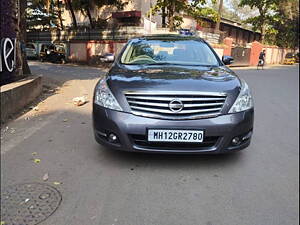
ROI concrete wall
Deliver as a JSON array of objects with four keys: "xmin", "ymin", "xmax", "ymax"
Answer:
[
  {"xmin": 182, "ymin": 16, "xmax": 198, "ymax": 30},
  {"xmin": 212, "ymin": 47, "xmax": 225, "ymax": 60},
  {"xmin": 264, "ymin": 46, "xmax": 294, "ymax": 64},
  {"xmin": 1, "ymin": 75, "xmax": 42, "ymax": 123},
  {"xmin": 69, "ymin": 43, "xmax": 87, "ymax": 62},
  {"xmin": 113, "ymin": 42, "xmax": 127, "ymax": 56},
  {"xmin": 224, "ymin": 40, "xmax": 295, "ymax": 66},
  {"xmin": 83, "ymin": 41, "xmax": 127, "ymax": 62},
  {"xmin": 249, "ymin": 41, "xmax": 262, "ymax": 66},
  {"xmin": 223, "ymin": 37, "xmax": 233, "ymax": 56},
  {"xmin": 197, "ymin": 31, "xmax": 220, "ymax": 44},
  {"xmin": 69, "ymin": 40, "xmax": 225, "ymax": 63}
]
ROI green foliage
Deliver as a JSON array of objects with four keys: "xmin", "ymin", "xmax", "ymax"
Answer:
[
  {"xmin": 268, "ymin": 0, "xmax": 299, "ymax": 48},
  {"xmin": 240, "ymin": 0, "xmax": 299, "ymax": 48},
  {"xmin": 239, "ymin": 0, "xmax": 278, "ymax": 42},
  {"xmin": 214, "ymin": 0, "xmax": 258, "ymax": 23},
  {"xmin": 188, "ymin": 5, "xmax": 218, "ymax": 23},
  {"xmin": 27, "ymin": 0, "xmax": 62, "ymax": 30},
  {"xmin": 72, "ymin": 0, "xmax": 126, "ymax": 28},
  {"xmin": 27, "ymin": 0, "xmax": 127, "ymax": 30},
  {"xmin": 150, "ymin": 0, "xmax": 218, "ymax": 31},
  {"xmin": 239, "ymin": 0, "xmax": 279, "ymax": 10},
  {"xmin": 150, "ymin": 0, "xmax": 185, "ymax": 30},
  {"xmin": 71, "ymin": 0, "xmax": 125, "ymax": 17}
]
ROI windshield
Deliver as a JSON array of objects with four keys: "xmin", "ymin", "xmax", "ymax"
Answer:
[
  {"xmin": 55, "ymin": 46, "xmax": 65, "ymax": 52},
  {"xmin": 285, "ymin": 53, "xmax": 294, "ymax": 58},
  {"xmin": 120, "ymin": 39, "xmax": 220, "ymax": 66},
  {"xmin": 26, "ymin": 44, "xmax": 35, "ymax": 49}
]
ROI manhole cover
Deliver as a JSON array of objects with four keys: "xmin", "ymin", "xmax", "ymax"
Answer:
[{"xmin": 1, "ymin": 183, "xmax": 62, "ymax": 225}]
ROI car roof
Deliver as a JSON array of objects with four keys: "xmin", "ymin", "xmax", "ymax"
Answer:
[{"xmin": 134, "ymin": 34, "xmax": 203, "ymax": 41}]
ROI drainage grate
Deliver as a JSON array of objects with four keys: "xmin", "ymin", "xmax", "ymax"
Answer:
[{"xmin": 1, "ymin": 183, "xmax": 62, "ymax": 225}]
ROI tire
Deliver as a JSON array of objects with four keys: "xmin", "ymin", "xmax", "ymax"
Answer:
[{"xmin": 61, "ymin": 58, "xmax": 66, "ymax": 64}]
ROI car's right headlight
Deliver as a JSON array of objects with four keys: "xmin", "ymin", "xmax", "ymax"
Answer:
[
  {"xmin": 229, "ymin": 79, "xmax": 253, "ymax": 113},
  {"xmin": 94, "ymin": 77, "xmax": 123, "ymax": 111}
]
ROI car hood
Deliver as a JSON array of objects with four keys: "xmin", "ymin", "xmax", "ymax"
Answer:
[
  {"xmin": 107, "ymin": 64, "xmax": 240, "ymax": 92},
  {"xmin": 106, "ymin": 64, "xmax": 241, "ymax": 113}
]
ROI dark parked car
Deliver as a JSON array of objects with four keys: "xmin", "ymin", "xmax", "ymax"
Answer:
[
  {"xmin": 93, "ymin": 35, "xmax": 254, "ymax": 154},
  {"xmin": 39, "ymin": 43, "xmax": 67, "ymax": 64}
]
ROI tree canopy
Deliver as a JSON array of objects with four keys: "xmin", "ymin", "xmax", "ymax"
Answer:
[
  {"xmin": 27, "ymin": 0, "xmax": 127, "ymax": 30},
  {"xmin": 150, "ymin": 0, "xmax": 218, "ymax": 31},
  {"xmin": 240, "ymin": 0, "xmax": 299, "ymax": 48},
  {"xmin": 27, "ymin": 0, "xmax": 61, "ymax": 30},
  {"xmin": 72, "ymin": 0, "xmax": 125, "ymax": 28}
]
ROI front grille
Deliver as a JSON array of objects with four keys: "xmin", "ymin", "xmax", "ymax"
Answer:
[
  {"xmin": 125, "ymin": 91, "xmax": 227, "ymax": 120},
  {"xmin": 130, "ymin": 134, "xmax": 219, "ymax": 150}
]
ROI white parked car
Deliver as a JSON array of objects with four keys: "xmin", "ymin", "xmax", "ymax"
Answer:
[{"xmin": 25, "ymin": 43, "xmax": 37, "ymax": 59}]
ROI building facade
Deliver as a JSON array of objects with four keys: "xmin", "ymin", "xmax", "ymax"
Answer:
[{"xmin": 60, "ymin": 0, "xmax": 260, "ymax": 45}]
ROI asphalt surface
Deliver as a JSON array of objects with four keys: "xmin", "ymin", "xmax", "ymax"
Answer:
[{"xmin": 1, "ymin": 61, "xmax": 299, "ymax": 225}]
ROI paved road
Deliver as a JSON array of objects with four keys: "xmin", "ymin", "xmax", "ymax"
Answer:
[{"xmin": 1, "ymin": 61, "xmax": 299, "ymax": 225}]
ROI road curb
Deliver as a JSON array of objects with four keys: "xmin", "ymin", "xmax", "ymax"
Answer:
[{"xmin": 1, "ymin": 75, "xmax": 42, "ymax": 123}]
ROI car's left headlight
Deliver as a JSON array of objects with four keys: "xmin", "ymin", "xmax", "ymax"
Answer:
[
  {"xmin": 229, "ymin": 79, "xmax": 253, "ymax": 113},
  {"xmin": 94, "ymin": 77, "xmax": 123, "ymax": 111}
]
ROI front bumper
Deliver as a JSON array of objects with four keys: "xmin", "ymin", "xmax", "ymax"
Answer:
[{"xmin": 93, "ymin": 104, "xmax": 254, "ymax": 154}]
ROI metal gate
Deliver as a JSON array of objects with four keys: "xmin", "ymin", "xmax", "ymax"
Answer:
[{"xmin": 231, "ymin": 47, "xmax": 251, "ymax": 66}]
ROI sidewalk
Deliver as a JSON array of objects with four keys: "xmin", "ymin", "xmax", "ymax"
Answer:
[{"xmin": 230, "ymin": 63, "xmax": 298, "ymax": 70}]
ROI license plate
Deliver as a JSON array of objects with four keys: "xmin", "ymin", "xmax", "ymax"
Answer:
[{"xmin": 148, "ymin": 129, "xmax": 204, "ymax": 143}]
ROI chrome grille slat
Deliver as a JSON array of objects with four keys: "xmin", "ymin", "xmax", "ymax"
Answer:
[
  {"xmin": 128, "ymin": 100, "xmax": 168, "ymax": 107},
  {"xmin": 131, "ymin": 110, "xmax": 220, "ymax": 120},
  {"xmin": 128, "ymin": 100, "xmax": 224, "ymax": 108},
  {"xmin": 125, "ymin": 91, "xmax": 227, "ymax": 120},
  {"xmin": 130, "ymin": 105, "xmax": 222, "ymax": 114},
  {"xmin": 184, "ymin": 102, "xmax": 224, "ymax": 107},
  {"xmin": 125, "ymin": 91, "xmax": 227, "ymax": 96},
  {"xmin": 126, "ymin": 96, "xmax": 226, "ymax": 101}
]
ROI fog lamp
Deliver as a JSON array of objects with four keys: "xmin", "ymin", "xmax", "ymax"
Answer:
[
  {"xmin": 232, "ymin": 137, "xmax": 241, "ymax": 146},
  {"xmin": 108, "ymin": 133, "xmax": 118, "ymax": 143}
]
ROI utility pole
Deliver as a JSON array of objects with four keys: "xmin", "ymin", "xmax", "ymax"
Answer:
[{"xmin": 215, "ymin": 0, "xmax": 223, "ymax": 33}]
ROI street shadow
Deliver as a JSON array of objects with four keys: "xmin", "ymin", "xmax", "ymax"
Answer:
[
  {"xmin": 97, "ymin": 145, "xmax": 244, "ymax": 170},
  {"xmin": 28, "ymin": 60, "xmax": 106, "ymax": 85},
  {"xmin": 2, "ymin": 106, "xmax": 245, "ymax": 175},
  {"xmin": 1, "ymin": 61, "xmax": 106, "ymax": 126}
]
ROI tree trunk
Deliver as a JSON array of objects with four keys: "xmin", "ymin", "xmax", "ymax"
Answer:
[
  {"xmin": 66, "ymin": 0, "xmax": 77, "ymax": 28},
  {"xmin": 86, "ymin": 7, "xmax": 94, "ymax": 29},
  {"xmin": 258, "ymin": 8, "xmax": 266, "ymax": 43},
  {"xmin": 162, "ymin": 6, "xmax": 166, "ymax": 28},
  {"xmin": 19, "ymin": 0, "xmax": 31, "ymax": 75},
  {"xmin": 168, "ymin": 1, "xmax": 175, "ymax": 31},
  {"xmin": 260, "ymin": 21, "xmax": 265, "ymax": 43},
  {"xmin": 57, "ymin": 0, "xmax": 64, "ymax": 29},
  {"xmin": 214, "ymin": 0, "xmax": 223, "ymax": 33}
]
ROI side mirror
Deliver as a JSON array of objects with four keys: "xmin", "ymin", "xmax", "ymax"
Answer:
[
  {"xmin": 222, "ymin": 55, "xmax": 234, "ymax": 65},
  {"xmin": 100, "ymin": 53, "xmax": 115, "ymax": 63}
]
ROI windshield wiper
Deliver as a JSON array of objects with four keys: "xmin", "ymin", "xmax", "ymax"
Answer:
[{"xmin": 146, "ymin": 62, "xmax": 173, "ymax": 65}]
